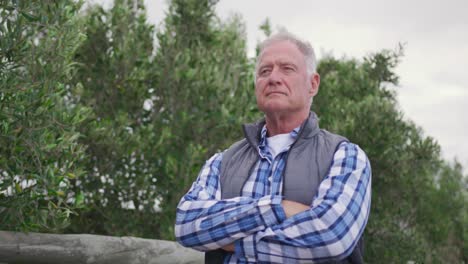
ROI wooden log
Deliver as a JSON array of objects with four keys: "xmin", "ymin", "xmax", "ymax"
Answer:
[{"xmin": 0, "ymin": 231, "xmax": 204, "ymax": 264}]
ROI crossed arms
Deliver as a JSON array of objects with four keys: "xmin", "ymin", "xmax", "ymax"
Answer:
[{"xmin": 175, "ymin": 142, "xmax": 371, "ymax": 263}]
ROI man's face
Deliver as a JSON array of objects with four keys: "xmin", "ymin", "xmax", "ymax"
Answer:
[{"xmin": 255, "ymin": 41, "xmax": 319, "ymax": 116}]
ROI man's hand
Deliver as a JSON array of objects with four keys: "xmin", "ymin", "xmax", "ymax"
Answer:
[
  {"xmin": 282, "ymin": 200, "xmax": 310, "ymax": 218},
  {"xmin": 221, "ymin": 243, "xmax": 235, "ymax": 252}
]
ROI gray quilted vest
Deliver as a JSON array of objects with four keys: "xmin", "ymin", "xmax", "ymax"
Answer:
[{"xmin": 205, "ymin": 112, "xmax": 364, "ymax": 263}]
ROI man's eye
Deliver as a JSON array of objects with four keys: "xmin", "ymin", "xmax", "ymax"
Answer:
[{"xmin": 260, "ymin": 69, "xmax": 271, "ymax": 75}]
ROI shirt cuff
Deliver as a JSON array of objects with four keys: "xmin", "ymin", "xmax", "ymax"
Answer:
[
  {"xmin": 234, "ymin": 233, "xmax": 256, "ymax": 262},
  {"xmin": 257, "ymin": 195, "xmax": 286, "ymax": 227}
]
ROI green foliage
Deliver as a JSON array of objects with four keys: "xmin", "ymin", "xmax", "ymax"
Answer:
[
  {"xmin": 0, "ymin": 0, "xmax": 90, "ymax": 231},
  {"xmin": 315, "ymin": 49, "xmax": 466, "ymax": 263},
  {"xmin": 62, "ymin": 0, "xmax": 163, "ymax": 237},
  {"xmin": 63, "ymin": 0, "xmax": 256, "ymax": 239},
  {"xmin": 0, "ymin": 0, "xmax": 466, "ymax": 263},
  {"xmin": 259, "ymin": 18, "xmax": 272, "ymax": 37},
  {"xmin": 143, "ymin": 0, "xmax": 257, "ymax": 239}
]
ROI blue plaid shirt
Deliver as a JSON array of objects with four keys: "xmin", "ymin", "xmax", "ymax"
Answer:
[{"xmin": 175, "ymin": 126, "xmax": 371, "ymax": 263}]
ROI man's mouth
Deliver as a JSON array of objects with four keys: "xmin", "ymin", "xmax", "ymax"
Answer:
[{"xmin": 266, "ymin": 91, "xmax": 286, "ymax": 96}]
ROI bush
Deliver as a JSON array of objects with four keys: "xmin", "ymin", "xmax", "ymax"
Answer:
[{"xmin": 0, "ymin": 1, "xmax": 90, "ymax": 232}]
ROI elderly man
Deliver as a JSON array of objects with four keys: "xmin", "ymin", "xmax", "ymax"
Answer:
[{"xmin": 175, "ymin": 31, "xmax": 371, "ymax": 264}]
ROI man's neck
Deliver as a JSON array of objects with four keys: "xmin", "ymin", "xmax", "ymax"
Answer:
[{"xmin": 264, "ymin": 110, "xmax": 309, "ymax": 136}]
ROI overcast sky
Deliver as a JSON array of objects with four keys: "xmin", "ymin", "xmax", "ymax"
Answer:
[{"xmin": 95, "ymin": 0, "xmax": 468, "ymax": 171}]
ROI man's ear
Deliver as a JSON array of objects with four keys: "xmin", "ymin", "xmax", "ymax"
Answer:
[{"xmin": 309, "ymin": 73, "xmax": 320, "ymax": 97}]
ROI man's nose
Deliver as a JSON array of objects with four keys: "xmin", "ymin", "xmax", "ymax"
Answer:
[{"xmin": 268, "ymin": 67, "xmax": 281, "ymax": 85}]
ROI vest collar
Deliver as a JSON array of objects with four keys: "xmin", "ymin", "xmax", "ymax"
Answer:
[{"xmin": 242, "ymin": 112, "xmax": 320, "ymax": 148}]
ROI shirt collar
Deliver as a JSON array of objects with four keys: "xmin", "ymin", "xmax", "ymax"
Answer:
[{"xmin": 258, "ymin": 125, "xmax": 301, "ymax": 149}]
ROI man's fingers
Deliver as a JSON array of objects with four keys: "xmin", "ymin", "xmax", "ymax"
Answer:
[
  {"xmin": 281, "ymin": 200, "xmax": 310, "ymax": 218},
  {"xmin": 221, "ymin": 243, "xmax": 235, "ymax": 252}
]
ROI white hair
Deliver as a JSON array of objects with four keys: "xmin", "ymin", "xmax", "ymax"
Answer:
[{"xmin": 255, "ymin": 30, "xmax": 318, "ymax": 77}]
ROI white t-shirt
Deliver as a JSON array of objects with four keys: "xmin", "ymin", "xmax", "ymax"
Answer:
[{"xmin": 266, "ymin": 133, "xmax": 295, "ymax": 159}]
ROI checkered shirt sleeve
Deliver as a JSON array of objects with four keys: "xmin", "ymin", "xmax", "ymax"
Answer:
[{"xmin": 175, "ymin": 152, "xmax": 287, "ymax": 251}]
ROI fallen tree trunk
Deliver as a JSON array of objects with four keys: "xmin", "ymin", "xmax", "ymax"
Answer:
[{"xmin": 0, "ymin": 231, "xmax": 204, "ymax": 264}]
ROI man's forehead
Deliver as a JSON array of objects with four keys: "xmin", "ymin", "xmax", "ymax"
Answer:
[{"xmin": 258, "ymin": 57, "xmax": 297, "ymax": 66}]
